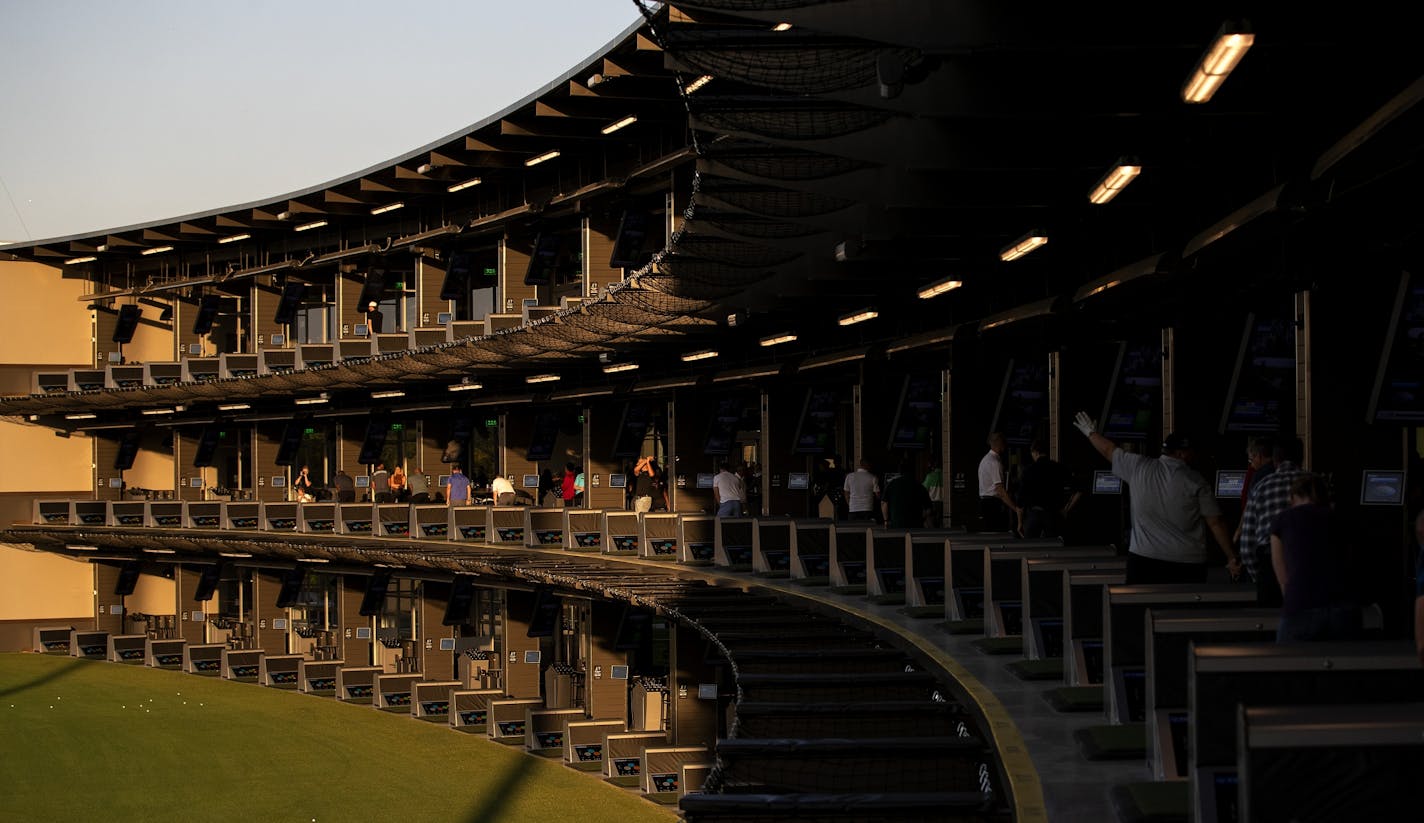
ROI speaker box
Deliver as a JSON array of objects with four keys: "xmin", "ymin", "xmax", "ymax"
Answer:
[
  {"xmin": 191, "ymin": 294, "xmax": 221, "ymax": 336},
  {"xmin": 112, "ymin": 304, "xmax": 142, "ymax": 343}
]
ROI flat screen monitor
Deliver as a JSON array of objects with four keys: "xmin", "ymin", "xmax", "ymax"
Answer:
[
  {"xmin": 1093, "ymin": 471, "xmax": 1122, "ymax": 494},
  {"xmin": 353, "ymin": 323, "xmax": 369, "ymax": 337},
  {"xmin": 356, "ymin": 414, "xmax": 388, "ymax": 466},
  {"xmin": 193, "ymin": 564, "xmax": 222, "ymax": 602},
  {"xmin": 887, "ymin": 375, "xmax": 938, "ymax": 450},
  {"xmin": 787, "ymin": 472, "xmax": 809, "ymax": 490},
  {"xmin": 442, "ymin": 577, "xmax": 476, "ymax": 626},
  {"xmin": 114, "ymin": 561, "xmax": 142, "ymax": 596},
  {"xmin": 112, "ymin": 304, "xmax": 142, "ymax": 343},
  {"xmin": 193, "ymin": 425, "xmax": 222, "ymax": 468},
  {"xmin": 1221, "ymin": 307, "xmax": 1296, "ymax": 433},
  {"xmin": 439, "ymin": 253, "xmax": 471, "ymax": 301},
  {"xmin": 354, "ymin": 475, "xmax": 370, "ymax": 488},
  {"xmin": 436, "ymin": 312, "xmax": 452, "ymax": 325},
  {"xmin": 1215, "ymin": 470, "xmax": 1246, "ymax": 499},
  {"xmin": 524, "ymin": 234, "xmax": 562, "ymax": 286},
  {"xmin": 274, "ymin": 418, "xmax": 306, "ymax": 467},
  {"xmin": 991, "ymin": 358, "xmax": 1049, "ymax": 446},
  {"xmin": 610, "ymin": 664, "xmax": 630, "ymax": 680},
  {"xmin": 1368, "ymin": 271, "xmax": 1424, "ymax": 422},
  {"xmin": 1100, "ymin": 340, "xmax": 1162, "ymax": 441},
  {"xmin": 696, "ymin": 473, "xmax": 714, "ymax": 489},
  {"xmin": 609, "ymin": 210, "xmax": 652, "ymax": 269},
  {"xmin": 358, "ymin": 570, "xmax": 392, "ymax": 617},
  {"xmin": 612, "ymin": 401, "xmax": 654, "ymax": 458},
  {"xmin": 273, "ymin": 281, "xmax": 306, "ymax": 325},
  {"xmin": 521, "ymin": 474, "xmax": 540, "ymax": 489},
  {"xmin": 113, "ymin": 428, "xmax": 143, "ymax": 471},
  {"xmin": 794, "ymin": 387, "xmax": 839, "ymax": 454},
  {"xmin": 436, "ymin": 475, "xmax": 450, "ymax": 487},
  {"xmin": 527, "ymin": 588, "xmax": 560, "ymax": 638},
  {"xmin": 191, "ymin": 294, "xmax": 221, "ymax": 336},
  {"xmin": 526, "ymin": 412, "xmax": 560, "ymax": 462},
  {"xmin": 274, "ymin": 567, "xmax": 306, "ymax": 609},
  {"xmin": 1360, "ymin": 470, "xmax": 1405, "ymax": 505},
  {"xmin": 608, "ymin": 474, "xmax": 627, "ymax": 489}
]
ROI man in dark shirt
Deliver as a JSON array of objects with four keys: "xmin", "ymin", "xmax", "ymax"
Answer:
[
  {"xmin": 366, "ymin": 301, "xmax": 384, "ymax": 334},
  {"xmin": 882, "ymin": 459, "xmax": 932, "ymax": 528},
  {"xmin": 333, "ymin": 469, "xmax": 355, "ymax": 503},
  {"xmin": 1015, "ymin": 440, "xmax": 1078, "ymax": 538},
  {"xmin": 371, "ymin": 462, "xmax": 391, "ymax": 504},
  {"xmin": 1270, "ymin": 473, "xmax": 1360, "ymax": 642}
]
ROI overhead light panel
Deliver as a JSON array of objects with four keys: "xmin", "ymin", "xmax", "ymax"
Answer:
[
  {"xmin": 686, "ymin": 75, "xmax": 713, "ymax": 93},
  {"xmin": 141, "ymin": 245, "xmax": 174, "ymax": 256},
  {"xmin": 416, "ymin": 162, "xmax": 439, "ymax": 174},
  {"xmin": 1182, "ymin": 23, "xmax": 1254, "ymax": 104},
  {"xmin": 218, "ymin": 233, "xmax": 250, "ymax": 244},
  {"xmin": 447, "ymin": 380, "xmax": 482, "ymax": 392},
  {"xmin": 294, "ymin": 219, "xmax": 327, "ymax": 232},
  {"xmin": 603, "ymin": 362, "xmax": 639, "ymax": 373},
  {"xmin": 141, "ymin": 408, "xmax": 176, "ymax": 416},
  {"xmin": 295, "ymin": 393, "xmax": 329, "ymax": 405},
  {"xmin": 296, "ymin": 557, "xmax": 330, "ymax": 564},
  {"xmin": 681, "ymin": 349, "xmax": 718, "ymax": 362},
  {"xmin": 525, "ymin": 150, "xmax": 560, "ymax": 167},
  {"xmin": 64, "ymin": 413, "xmax": 97, "ymax": 420},
  {"xmin": 371, "ymin": 389, "xmax": 405, "ymax": 399},
  {"xmin": 525, "ymin": 373, "xmax": 561, "ymax": 384},
  {"xmin": 447, "ymin": 177, "xmax": 482, "ymax": 193},
  {"xmin": 601, "ymin": 115, "xmax": 638, "ymax": 135},
  {"xmin": 217, "ymin": 403, "xmax": 250, "ymax": 411},
  {"xmin": 66, "ymin": 544, "xmax": 99, "ymax": 552},
  {"xmin": 759, "ymin": 332, "xmax": 797, "ymax": 347},
  {"xmin": 772, "ymin": 22, "xmax": 793, "ymax": 31},
  {"xmin": 917, "ymin": 277, "xmax": 964, "ymax": 299},
  {"xmin": 999, "ymin": 232, "xmax": 1048, "ymax": 262},
  {"xmin": 142, "ymin": 548, "xmax": 176, "ymax": 554},
  {"xmin": 1088, "ymin": 159, "xmax": 1142, "ymax": 204},
  {"xmin": 837, "ymin": 309, "xmax": 878, "ymax": 326},
  {"xmin": 370, "ymin": 202, "xmax": 404, "ymax": 216},
  {"xmin": 219, "ymin": 551, "xmax": 252, "ymax": 558},
  {"xmin": 65, "ymin": 256, "xmax": 97, "ymax": 265}
]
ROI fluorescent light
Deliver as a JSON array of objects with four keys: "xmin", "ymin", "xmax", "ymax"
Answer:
[
  {"xmin": 917, "ymin": 277, "xmax": 964, "ymax": 299},
  {"xmin": 447, "ymin": 177, "xmax": 482, "ymax": 193},
  {"xmin": 603, "ymin": 362, "xmax": 639, "ymax": 373},
  {"xmin": 447, "ymin": 381, "xmax": 482, "ymax": 392},
  {"xmin": 218, "ymin": 233, "xmax": 250, "ymax": 244},
  {"xmin": 141, "ymin": 245, "xmax": 174, "ymax": 256},
  {"xmin": 1088, "ymin": 160, "xmax": 1142, "ymax": 204},
  {"xmin": 525, "ymin": 150, "xmax": 560, "ymax": 167},
  {"xmin": 65, "ymin": 256, "xmax": 97, "ymax": 265},
  {"xmin": 142, "ymin": 548, "xmax": 176, "ymax": 554},
  {"xmin": 370, "ymin": 202, "xmax": 404, "ymax": 215},
  {"xmin": 416, "ymin": 162, "xmax": 439, "ymax": 174},
  {"xmin": 95, "ymin": 244, "xmax": 109, "ymax": 252},
  {"xmin": 371, "ymin": 389, "xmax": 405, "ymax": 399},
  {"xmin": 217, "ymin": 403, "xmax": 250, "ymax": 411},
  {"xmin": 601, "ymin": 115, "xmax": 637, "ymax": 135},
  {"xmin": 65, "ymin": 413, "xmax": 97, "ymax": 420},
  {"xmin": 681, "ymin": 349, "xmax": 718, "ymax": 362},
  {"xmin": 141, "ymin": 408, "xmax": 176, "ymax": 416},
  {"xmin": 294, "ymin": 395, "xmax": 329, "ymax": 405},
  {"xmin": 277, "ymin": 211, "xmax": 293, "ymax": 221},
  {"xmin": 759, "ymin": 332, "xmax": 797, "ymax": 347},
  {"xmin": 296, "ymin": 557, "xmax": 330, "ymax": 564},
  {"xmin": 219, "ymin": 551, "xmax": 252, "ymax": 558},
  {"xmin": 686, "ymin": 75, "xmax": 712, "ymax": 93},
  {"xmin": 999, "ymin": 232, "xmax": 1048, "ymax": 262},
  {"xmin": 772, "ymin": 22, "xmax": 793, "ymax": 31},
  {"xmin": 294, "ymin": 220, "xmax": 327, "ymax": 232},
  {"xmin": 1182, "ymin": 26, "xmax": 1254, "ymax": 103},
  {"xmin": 837, "ymin": 309, "xmax": 878, "ymax": 326},
  {"xmin": 525, "ymin": 373, "xmax": 561, "ymax": 384},
  {"xmin": 66, "ymin": 544, "xmax": 99, "ymax": 551}
]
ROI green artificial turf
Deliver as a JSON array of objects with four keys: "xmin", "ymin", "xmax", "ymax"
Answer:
[{"xmin": 0, "ymin": 653, "xmax": 675, "ymax": 823}]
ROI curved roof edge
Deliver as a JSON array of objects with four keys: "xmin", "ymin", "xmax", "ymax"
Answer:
[{"xmin": 8, "ymin": 11, "xmax": 653, "ymax": 251}]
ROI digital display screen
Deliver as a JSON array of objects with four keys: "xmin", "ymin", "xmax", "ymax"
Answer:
[
  {"xmin": 1370, "ymin": 273, "xmax": 1424, "ymax": 422},
  {"xmin": 696, "ymin": 473, "xmax": 714, "ymax": 489},
  {"xmin": 787, "ymin": 472, "xmax": 809, "ymax": 490},
  {"xmin": 993, "ymin": 358, "xmax": 1049, "ymax": 446},
  {"xmin": 1360, "ymin": 470, "xmax": 1404, "ymax": 505},
  {"xmin": 1093, "ymin": 471, "xmax": 1122, "ymax": 494},
  {"xmin": 888, "ymin": 376, "xmax": 938, "ymax": 450},
  {"xmin": 795, "ymin": 388, "xmax": 839, "ymax": 454},
  {"xmin": 1101, "ymin": 340, "xmax": 1161, "ymax": 441},
  {"xmin": 1222, "ymin": 308, "xmax": 1295, "ymax": 433},
  {"xmin": 608, "ymin": 474, "xmax": 627, "ymax": 489},
  {"xmin": 1215, "ymin": 470, "xmax": 1246, "ymax": 498},
  {"xmin": 522, "ymin": 474, "xmax": 540, "ymax": 489}
]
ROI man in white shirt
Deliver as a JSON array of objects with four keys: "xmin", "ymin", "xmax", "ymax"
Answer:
[
  {"xmin": 843, "ymin": 458, "xmax": 880, "ymax": 521},
  {"xmin": 491, "ymin": 474, "xmax": 515, "ymax": 506},
  {"xmin": 712, "ymin": 461, "xmax": 743, "ymax": 517},
  {"xmin": 977, "ymin": 432, "xmax": 1020, "ymax": 532}
]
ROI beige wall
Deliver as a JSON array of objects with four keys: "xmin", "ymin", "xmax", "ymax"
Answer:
[
  {"xmin": 0, "ymin": 423, "xmax": 92, "ymax": 493},
  {"xmin": 126, "ymin": 434, "xmax": 175, "ymax": 493},
  {"xmin": 121, "ymin": 302, "xmax": 176, "ymax": 363},
  {"xmin": 1, "ymin": 261, "xmax": 91, "ymax": 366},
  {"xmin": 130, "ymin": 573, "xmax": 176, "ymax": 616},
  {"xmin": 0, "ymin": 545, "xmax": 93, "ymax": 619}
]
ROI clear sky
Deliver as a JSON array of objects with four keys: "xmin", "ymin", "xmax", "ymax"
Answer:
[{"xmin": 0, "ymin": 0, "xmax": 642, "ymax": 244}]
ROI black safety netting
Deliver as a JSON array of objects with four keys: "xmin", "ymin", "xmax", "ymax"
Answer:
[
  {"xmin": 667, "ymin": 234, "xmax": 802, "ymax": 268},
  {"xmin": 694, "ymin": 185, "xmax": 857, "ymax": 219},
  {"xmin": 674, "ymin": 0, "xmax": 843, "ymax": 10},
  {"xmin": 708, "ymin": 147, "xmax": 871, "ymax": 182},
  {"xmin": 693, "ymin": 103, "xmax": 891, "ymax": 142},
  {"xmin": 686, "ymin": 213, "xmax": 820, "ymax": 241}
]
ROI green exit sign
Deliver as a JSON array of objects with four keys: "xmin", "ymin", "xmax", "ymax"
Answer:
[
  {"xmin": 482, "ymin": 267, "xmax": 497, "ymax": 277},
  {"xmin": 484, "ymin": 419, "xmax": 498, "ymax": 428},
  {"xmin": 390, "ymin": 423, "xmax": 404, "ymax": 431},
  {"xmin": 303, "ymin": 427, "xmax": 316, "ymax": 435}
]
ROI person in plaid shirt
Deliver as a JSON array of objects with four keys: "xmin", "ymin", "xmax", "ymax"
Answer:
[{"xmin": 1237, "ymin": 437, "xmax": 1304, "ymax": 606}]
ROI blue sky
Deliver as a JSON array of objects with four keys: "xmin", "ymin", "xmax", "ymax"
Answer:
[{"xmin": 0, "ymin": 0, "xmax": 641, "ymax": 243}]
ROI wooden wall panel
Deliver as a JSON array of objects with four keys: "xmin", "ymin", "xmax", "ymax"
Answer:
[
  {"xmin": 420, "ymin": 581, "xmax": 454, "ymax": 680},
  {"xmin": 94, "ymin": 563, "xmax": 125, "ymax": 634},
  {"xmin": 586, "ymin": 402, "xmax": 626, "ymax": 511},
  {"xmin": 418, "ymin": 258, "xmax": 450, "ymax": 328},
  {"xmin": 587, "ymin": 600, "xmax": 629, "ymax": 723},
  {"xmin": 500, "ymin": 239, "xmax": 536, "ymax": 311},
  {"xmin": 501, "ymin": 589, "xmax": 542, "ymax": 699},
  {"xmin": 586, "ymin": 214, "xmax": 621, "ymax": 298},
  {"xmin": 670, "ymin": 622, "xmax": 718, "ymax": 747},
  {"xmin": 175, "ymin": 565, "xmax": 210, "ymax": 644},
  {"xmin": 253, "ymin": 572, "xmax": 288, "ymax": 653},
  {"xmin": 341, "ymin": 575, "xmax": 372, "ymax": 666},
  {"xmin": 254, "ymin": 422, "xmax": 284, "ymax": 502}
]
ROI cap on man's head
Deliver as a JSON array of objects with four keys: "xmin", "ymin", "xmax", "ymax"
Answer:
[{"xmin": 1162, "ymin": 432, "xmax": 1194, "ymax": 452}]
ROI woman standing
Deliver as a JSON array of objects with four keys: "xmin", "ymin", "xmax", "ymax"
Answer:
[{"xmin": 1269, "ymin": 474, "xmax": 1361, "ymax": 642}]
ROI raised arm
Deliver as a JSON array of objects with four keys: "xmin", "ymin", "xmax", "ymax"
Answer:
[{"xmin": 1072, "ymin": 412, "xmax": 1116, "ymax": 463}]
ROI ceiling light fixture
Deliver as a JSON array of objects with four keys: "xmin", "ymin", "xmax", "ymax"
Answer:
[
  {"xmin": 917, "ymin": 277, "xmax": 964, "ymax": 299},
  {"xmin": 65, "ymin": 256, "xmax": 97, "ymax": 265},
  {"xmin": 759, "ymin": 332, "xmax": 797, "ymax": 347},
  {"xmin": 142, "ymin": 548, "xmax": 176, "ymax": 554},
  {"xmin": 217, "ymin": 403, "xmax": 250, "ymax": 411},
  {"xmin": 525, "ymin": 150, "xmax": 560, "ymax": 167},
  {"xmin": 772, "ymin": 22, "xmax": 793, "ymax": 31},
  {"xmin": 999, "ymin": 232, "xmax": 1048, "ymax": 262},
  {"xmin": 681, "ymin": 349, "xmax": 718, "ymax": 362},
  {"xmin": 837, "ymin": 309, "xmax": 878, "ymax": 326},
  {"xmin": 416, "ymin": 162, "xmax": 439, "ymax": 174},
  {"xmin": 295, "ymin": 394, "xmax": 329, "ymax": 405},
  {"xmin": 685, "ymin": 75, "xmax": 712, "ymax": 93},
  {"xmin": 1088, "ymin": 159, "xmax": 1142, "ymax": 204},
  {"xmin": 371, "ymin": 389, "xmax": 405, "ymax": 399},
  {"xmin": 294, "ymin": 219, "xmax": 328, "ymax": 232},
  {"xmin": 1182, "ymin": 23, "xmax": 1255, "ymax": 104},
  {"xmin": 140, "ymin": 245, "xmax": 174, "ymax": 256},
  {"xmin": 370, "ymin": 202, "xmax": 404, "ymax": 215},
  {"xmin": 296, "ymin": 557, "xmax": 330, "ymax": 564},
  {"xmin": 141, "ymin": 408, "xmax": 176, "ymax": 416},
  {"xmin": 66, "ymin": 544, "xmax": 99, "ymax": 552},
  {"xmin": 603, "ymin": 362, "xmax": 639, "ymax": 373},
  {"xmin": 447, "ymin": 380, "xmax": 482, "ymax": 392},
  {"xmin": 601, "ymin": 115, "xmax": 638, "ymax": 135},
  {"xmin": 218, "ymin": 233, "xmax": 251, "ymax": 244},
  {"xmin": 525, "ymin": 373, "xmax": 561, "ymax": 384},
  {"xmin": 219, "ymin": 551, "xmax": 252, "ymax": 558},
  {"xmin": 447, "ymin": 177, "xmax": 482, "ymax": 193},
  {"xmin": 64, "ymin": 413, "xmax": 97, "ymax": 420}
]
